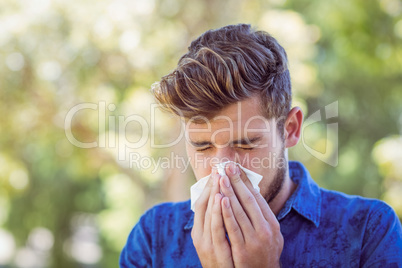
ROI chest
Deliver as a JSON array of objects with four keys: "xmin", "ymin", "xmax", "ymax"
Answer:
[{"xmin": 280, "ymin": 215, "xmax": 363, "ymax": 267}]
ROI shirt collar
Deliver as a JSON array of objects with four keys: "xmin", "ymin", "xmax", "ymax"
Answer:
[
  {"xmin": 184, "ymin": 161, "xmax": 321, "ymax": 230},
  {"xmin": 277, "ymin": 161, "xmax": 321, "ymax": 227}
]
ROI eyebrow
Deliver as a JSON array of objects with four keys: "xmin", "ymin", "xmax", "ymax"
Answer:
[{"xmin": 189, "ymin": 136, "xmax": 262, "ymax": 147}]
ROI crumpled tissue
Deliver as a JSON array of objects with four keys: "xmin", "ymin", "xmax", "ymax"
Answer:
[{"xmin": 190, "ymin": 161, "xmax": 263, "ymax": 212}]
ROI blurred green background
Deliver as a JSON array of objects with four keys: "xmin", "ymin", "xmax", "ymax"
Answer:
[{"xmin": 1, "ymin": 0, "xmax": 402, "ymax": 267}]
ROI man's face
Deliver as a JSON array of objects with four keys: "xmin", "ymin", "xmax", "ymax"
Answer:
[{"xmin": 185, "ymin": 96, "xmax": 287, "ymax": 203}]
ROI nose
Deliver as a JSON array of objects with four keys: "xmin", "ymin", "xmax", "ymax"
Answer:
[{"xmin": 214, "ymin": 146, "xmax": 236, "ymax": 163}]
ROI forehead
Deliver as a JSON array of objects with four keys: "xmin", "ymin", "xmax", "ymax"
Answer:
[{"xmin": 185, "ymin": 97, "xmax": 275, "ymax": 140}]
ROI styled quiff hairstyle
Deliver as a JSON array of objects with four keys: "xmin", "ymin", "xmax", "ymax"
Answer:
[{"xmin": 152, "ymin": 24, "xmax": 291, "ymax": 124}]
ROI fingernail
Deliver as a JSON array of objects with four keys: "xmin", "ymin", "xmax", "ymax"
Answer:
[
  {"xmin": 223, "ymin": 176, "xmax": 230, "ymax": 188},
  {"xmin": 229, "ymin": 163, "xmax": 239, "ymax": 175}
]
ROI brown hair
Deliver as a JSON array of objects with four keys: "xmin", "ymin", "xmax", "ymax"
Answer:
[{"xmin": 152, "ymin": 24, "xmax": 291, "ymax": 124}]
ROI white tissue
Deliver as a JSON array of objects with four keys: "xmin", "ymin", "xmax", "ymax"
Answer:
[{"xmin": 190, "ymin": 161, "xmax": 263, "ymax": 212}]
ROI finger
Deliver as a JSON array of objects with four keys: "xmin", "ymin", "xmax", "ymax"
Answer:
[
  {"xmin": 221, "ymin": 196, "xmax": 244, "ymax": 245},
  {"xmin": 219, "ymin": 175, "xmax": 254, "ymax": 234},
  {"xmin": 204, "ymin": 170, "xmax": 221, "ymax": 238},
  {"xmin": 235, "ymin": 168, "xmax": 277, "ymax": 225},
  {"xmin": 252, "ymin": 190, "xmax": 277, "ymax": 226},
  {"xmin": 211, "ymin": 193, "xmax": 231, "ymax": 253},
  {"xmin": 224, "ymin": 163, "xmax": 263, "ymax": 229},
  {"xmin": 193, "ymin": 170, "xmax": 216, "ymax": 236}
]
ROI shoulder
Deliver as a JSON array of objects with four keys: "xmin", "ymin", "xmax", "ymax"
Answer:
[
  {"xmin": 150, "ymin": 199, "xmax": 191, "ymax": 212},
  {"xmin": 320, "ymin": 192, "xmax": 402, "ymax": 265},
  {"xmin": 139, "ymin": 199, "xmax": 192, "ymax": 229},
  {"xmin": 123, "ymin": 200, "xmax": 192, "ymax": 249},
  {"xmin": 319, "ymin": 188, "xmax": 398, "ymax": 223},
  {"xmin": 120, "ymin": 201, "xmax": 192, "ymax": 267},
  {"xmin": 144, "ymin": 199, "xmax": 191, "ymax": 217},
  {"xmin": 320, "ymin": 188, "xmax": 394, "ymax": 216},
  {"xmin": 319, "ymin": 189, "xmax": 401, "ymax": 245}
]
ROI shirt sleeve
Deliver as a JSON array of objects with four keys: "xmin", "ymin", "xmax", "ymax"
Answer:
[
  {"xmin": 361, "ymin": 202, "xmax": 402, "ymax": 267},
  {"xmin": 120, "ymin": 209, "xmax": 154, "ymax": 268}
]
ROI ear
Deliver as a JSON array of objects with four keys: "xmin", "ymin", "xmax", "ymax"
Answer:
[{"xmin": 284, "ymin": 107, "xmax": 303, "ymax": 148}]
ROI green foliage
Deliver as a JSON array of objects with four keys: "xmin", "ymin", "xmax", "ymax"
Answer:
[{"xmin": 0, "ymin": 0, "xmax": 401, "ymax": 267}]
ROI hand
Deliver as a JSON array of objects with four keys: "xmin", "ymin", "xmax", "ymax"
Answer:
[
  {"xmin": 191, "ymin": 168, "xmax": 234, "ymax": 268},
  {"xmin": 219, "ymin": 163, "xmax": 283, "ymax": 268}
]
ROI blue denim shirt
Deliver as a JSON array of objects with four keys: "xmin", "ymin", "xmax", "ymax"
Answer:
[{"xmin": 120, "ymin": 161, "xmax": 402, "ymax": 267}]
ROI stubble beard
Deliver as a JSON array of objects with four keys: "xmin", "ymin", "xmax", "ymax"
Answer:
[{"xmin": 264, "ymin": 148, "xmax": 287, "ymax": 203}]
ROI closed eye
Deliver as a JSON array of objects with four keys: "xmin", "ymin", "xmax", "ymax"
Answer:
[
  {"xmin": 232, "ymin": 136, "xmax": 261, "ymax": 151},
  {"xmin": 196, "ymin": 147, "xmax": 212, "ymax": 152},
  {"xmin": 234, "ymin": 146, "xmax": 256, "ymax": 151}
]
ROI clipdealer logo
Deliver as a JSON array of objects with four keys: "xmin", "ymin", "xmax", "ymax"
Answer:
[
  {"xmin": 64, "ymin": 101, "xmax": 185, "ymax": 161},
  {"xmin": 64, "ymin": 100, "xmax": 339, "ymax": 167},
  {"xmin": 128, "ymin": 152, "xmax": 287, "ymax": 174},
  {"xmin": 301, "ymin": 101, "xmax": 339, "ymax": 167}
]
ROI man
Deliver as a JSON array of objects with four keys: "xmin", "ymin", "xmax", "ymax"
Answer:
[{"xmin": 120, "ymin": 24, "xmax": 402, "ymax": 267}]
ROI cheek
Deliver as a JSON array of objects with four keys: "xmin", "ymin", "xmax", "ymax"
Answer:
[
  {"xmin": 237, "ymin": 150, "xmax": 268, "ymax": 170},
  {"xmin": 192, "ymin": 161, "xmax": 211, "ymax": 180},
  {"xmin": 238, "ymin": 149, "xmax": 281, "ymax": 177},
  {"xmin": 186, "ymin": 151, "xmax": 213, "ymax": 181},
  {"xmin": 185, "ymin": 142, "xmax": 193, "ymax": 158}
]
